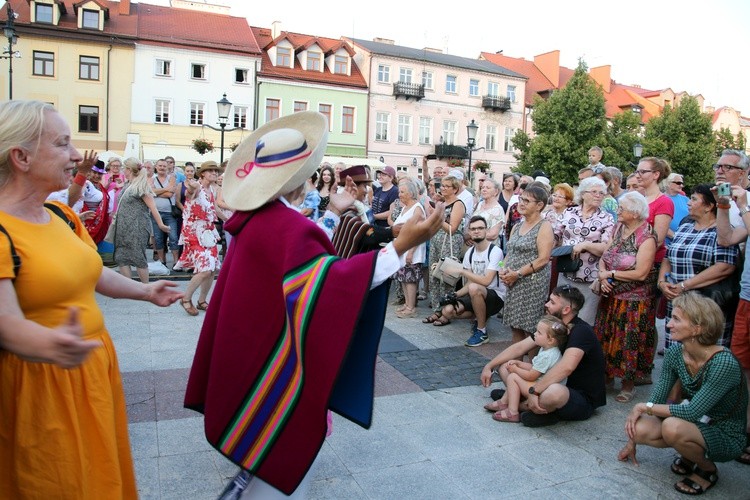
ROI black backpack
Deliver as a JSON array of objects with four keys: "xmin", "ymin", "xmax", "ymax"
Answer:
[{"xmin": 0, "ymin": 203, "xmax": 75, "ymax": 281}]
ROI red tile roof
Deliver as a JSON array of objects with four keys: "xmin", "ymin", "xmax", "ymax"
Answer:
[
  {"xmin": 480, "ymin": 52, "xmax": 554, "ymax": 106},
  {"xmin": 251, "ymin": 27, "xmax": 367, "ymax": 89}
]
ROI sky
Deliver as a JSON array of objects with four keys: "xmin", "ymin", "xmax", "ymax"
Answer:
[{"xmin": 153, "ymin": 0, "xmax": 750, "ymax": 115}]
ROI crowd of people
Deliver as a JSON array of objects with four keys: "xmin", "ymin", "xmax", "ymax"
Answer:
[{"xmin": 1, "ymin": 99, "xmax": 748, "ymax": 498}]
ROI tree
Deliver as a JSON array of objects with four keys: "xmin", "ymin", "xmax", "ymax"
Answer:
[
  {"xmin": 601, "ymin": 110, "xmax": 642, "ymax": 172},
  {"xmin": 715, "ymin": 126, "xmax": 747, "ymax": 157},
  {"xmin": 511, "ymin": 60, "xmax": 607, "ymax": 184},
  {"xmin": 642, "ymin": 96, "xmax": 715, "ymax": 187}
]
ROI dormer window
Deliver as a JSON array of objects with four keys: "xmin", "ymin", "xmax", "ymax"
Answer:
[
  {"xmin": 276, "ymin": 47, "xmax": 291, "ymax": 67},
  {"xmin": 334, "ymin": 55, "xmax": 348, "ymax": 75},
  {"xmin": 82, "ymin": 9, "xmax": 99, "ymax": 29},
  {"xmin": 35, "ymin": 4, "xmax": 53, "ymax": 23},
  {"xmin": 307, "ymin": 51, "xmax": 321, "ymax": 71}
]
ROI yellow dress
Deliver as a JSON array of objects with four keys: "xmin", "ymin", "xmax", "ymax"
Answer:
[{"xmin": 0, "ymin": 203, "xmax": 136, "ymax": 499}]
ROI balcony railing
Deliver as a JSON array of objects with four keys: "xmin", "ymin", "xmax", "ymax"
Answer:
[
  {"xmin": 482, "ymin": 95, "xmax": 511, "ymax": 112},
  {"xmin": 434, "ymin": 144, "xmax": 468, "ymax": 159},
  {"xmin": 393, "ymin": 81, "xmax": 425, "ymax": 100}
]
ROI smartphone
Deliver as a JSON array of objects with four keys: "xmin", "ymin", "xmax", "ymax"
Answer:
[
  {"xmin": 425, "ymin": 154, "xmax": 437, "ymax": 160},
  {"xmin": 717, "ymin": 182, "xmax": 731, "ymax": 197},
  {"xmin": 434, "ymin": 182, "xmax": 441, "ymax": 190}
]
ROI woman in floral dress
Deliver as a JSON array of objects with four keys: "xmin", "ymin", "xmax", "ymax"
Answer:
[
  {"xmin": 176, "ymin": 162, "xmax": 223, "ymax": 315},
  {"xmin": 594, "ymin": 191, "xmax": 657, "ymax": 403}
]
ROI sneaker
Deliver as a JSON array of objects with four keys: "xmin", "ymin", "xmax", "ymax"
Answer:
[
  {"xmin": 465, "ymin": 329, "xmax": 489, "ymax": 347},
  {"xmin": 490, "ymin": 388, "xmax": 506, "ymax": 401},
  {"xmin": 520, "ymin": 411, "xmax": 560, "ymax": 428}
]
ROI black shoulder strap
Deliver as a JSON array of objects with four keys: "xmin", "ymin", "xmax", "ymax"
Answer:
[
  {"xmin": 44, "ymin": 202, "xmax": 76, "ymax": 230},
  {"xmin": 0, "ymin": 223, "xmax": 21, "ymax": 281}
]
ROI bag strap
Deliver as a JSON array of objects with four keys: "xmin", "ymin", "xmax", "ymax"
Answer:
[{"xmin": 44, "ymin": 202, "xmax": 75, "ymax": 230}]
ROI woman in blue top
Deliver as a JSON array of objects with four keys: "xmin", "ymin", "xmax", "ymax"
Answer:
[{"xmin": 664, "ymin": 173, "xmax": 689, "ymax": 246}]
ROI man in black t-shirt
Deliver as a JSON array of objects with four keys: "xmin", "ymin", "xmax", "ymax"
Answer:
[
  {"xmin": 371, "ymin": 166, "xmax": 399, "ymax": 227},
  {"xmin": 480, "ymin": 285, "xmax": 606, "ymax": 427}
]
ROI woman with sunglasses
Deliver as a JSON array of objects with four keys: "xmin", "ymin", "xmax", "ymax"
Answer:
[
  {"xmin": 664, "ymin": 173, "xmax": 689, "ymax": 246},
  {"xmin": 499, "ymin": 183, "xmax": 553, "ymax": 343}
]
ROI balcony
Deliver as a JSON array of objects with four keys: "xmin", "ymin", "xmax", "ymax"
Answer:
[
  {"xmin": 393, "ymin": 81, "xmax": 425, "ymax": 101},
  {"xmin": 434, "ymin": 144, "xmax": 468, "ymax": 159},
  {"xmin": 482, "ymin": 95, "xmax": 511, "ymax": 112}
]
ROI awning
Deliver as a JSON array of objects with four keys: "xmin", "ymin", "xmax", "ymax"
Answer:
[
  {"xmin": 142, "ymin": 144, "xmax": 226, "ymax": 165},
  {"xmin": 321, "ymin": 156, "xmax": 387, "ymax": 169}
]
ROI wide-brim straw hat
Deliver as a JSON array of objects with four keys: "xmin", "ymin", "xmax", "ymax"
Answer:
[
  {"xmin": 222, "ymin": 111, "xmax": 328, "ymax": 211},
  {"xmin": 197, "ymin": 160, "xmax": 222, "ymax": 175}
]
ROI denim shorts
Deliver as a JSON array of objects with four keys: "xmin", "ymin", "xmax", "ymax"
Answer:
[{"xmin": 152, "ymin": 210, "xmax": 180, "ymax": 251}]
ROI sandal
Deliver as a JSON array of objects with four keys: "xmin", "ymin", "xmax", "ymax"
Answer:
[
  {"xmin": 492, "ymin": 408, "xmax": 520, "ymax": 423},
  {"xmin": 674, "ymin": 464, "xmax": 718, "ymax": 495},
  {"xmin": 432, "ymin": 317, "xmax": 451, "ymax": 326},
  {"xmin": 615, "ymin": 390, "xmax": 635, "ymax": 403},
  {"xmin": 671, "ymin": 455, "xmax": 696, "ymax": 475},
  {"xmin": 422, "ymin": 313, "xmax": 441, "ymax": 324},
  {"xmin": 484, "ymin": 400, "xmax": 508, "ymax": 412},
  {"xmin": 396, "ymin": 307, "xmax": 417, "ymax": 319},
  {"xmin": 181, "ymin": 299, "xmax": 199, "ymax": 316},
  {"xmin": 197, "ymin": 301, "xmax": 209, "ymax": 311},
  {"xmin": 735, "ymin": 434, "xmax": 750, "ymax": 465}
]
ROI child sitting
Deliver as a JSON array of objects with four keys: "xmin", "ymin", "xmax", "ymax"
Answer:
[{"xmin": 484, "ymin": 315, "xmax": 568, "ymax": 422}]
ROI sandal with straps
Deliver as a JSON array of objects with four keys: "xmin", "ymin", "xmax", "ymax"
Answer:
[
  {"xmin": 671, "ymin": 455, "xmax": 696, "ymax": 475},
  {"xmin": 674, "ymin": 464, "xmax": 718, "ymax": 495},
  {"xmin": 197, "ymin": 301, "xmax": 209, "ymax": 311},
  {"xmin": 181, "ymin": 299, "xmax": 199, "ymax": 316},
  {"xmin": 422, "ymin": 313, "xmax": 441, "ymax": 324}
]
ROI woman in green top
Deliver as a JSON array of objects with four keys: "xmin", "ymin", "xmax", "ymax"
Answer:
[{"xmin": 617, "ymin": 293, "xmax": 747, "ymax": 496}]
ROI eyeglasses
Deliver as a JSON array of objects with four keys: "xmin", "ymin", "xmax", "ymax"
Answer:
[
  {"xmin": 712, "ymin": 163, "xmax": 743, "ymax": 172},
  {"xmin": 468, "ymin": 226, "xmax": 487, "ymax": 231},
  {"xmin": 518, "ymin": 197, "xmax": 539, "ymax": 205},
  {"xmin": 671, "ymin": 181, "xmax": 684, "ymax": 185},
  {"xmin": 634, "ymin": 169, "xmax": 653, "ymax": 176},
  {"xmin": 583, "ymin": 191, "xmax": 606, "ymax": 197},
  {"xmin": 551, "ymin": 194, "xmax": 569, "ymax": 200}
]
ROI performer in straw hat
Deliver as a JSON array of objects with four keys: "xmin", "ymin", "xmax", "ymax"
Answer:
[{"xmin": 184, "ymin": 111, "xmax": 444, "ymax": 498}]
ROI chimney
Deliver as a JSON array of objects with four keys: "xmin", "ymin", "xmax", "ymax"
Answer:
[
  {"xmin": 373, "ymin": 37, "xmax": 395, "ymax": 45},
  {"xmin": 271, "ymin": 21, "xmax": 281, "ymax": 39},
  {"xmin": 590, "ymin": 65, "xmax": 611, "ymax": 93},
  {"xmin": 119, "ymin": 0, "xmax": 130, "ymax": 15},
  {"xmin": 534, "ymin": 50, "xmax": 560, "ymax": 88}
]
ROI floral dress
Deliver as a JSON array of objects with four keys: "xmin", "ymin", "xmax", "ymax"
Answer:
[
  {"xmin": 594, "ymin": 222, "xmax": 657, "ymax": 382},
  {"xmin": 502, "ymin": 220, "xmax": 551, "ymax": 333},
  {"xmin": 428, "ymin": 200, "xmax": 465, "ymax": 310},
  {"xmin": 176, "ymin": 186, "xmax": 221, "ymax": 273}
]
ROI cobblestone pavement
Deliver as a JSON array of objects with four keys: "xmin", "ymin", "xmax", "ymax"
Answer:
[{"xmin": 104, "ymin": 283, "xmax": 750, "ymax": 499}]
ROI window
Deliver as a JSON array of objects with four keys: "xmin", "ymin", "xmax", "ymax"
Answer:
[
  {"xmin": 342, "ymin": 106, "xmax": 354, "ymax": 133},
  {"xmin": 422, "ymin": 71, "xmax": 433, "ymax": 90},
  {"xmin": 82, "ymin": 9, "xmax": 99, "ymax": 29},
  {"xmin": 469, "ymin": 79, "xmax": 479, "ymax": 96},
  {"xmin": 504, "ymin": 127, "xmax": 515, "ymax": 152},
  {"xmin": 78, "ymin": 106, "xmax": 99, "ymax": 133},
  {"xmin": 443, "ymin": 120, "xmax": 457, "ymax": 145},
  {"xmin": 375, "ymin": 112, "xmax": 389, "ymax": 141},
  {"xmin": 485, "ymin": 125, "xmax": 497, "ymax": 151},
  {"xmin": 35, "ymin": 4, "xmax": 53, "ymax": 23},
  {"xmin": 235, "ymin": 68, "xmax": 248, "ymax": 84},
  {"xmin": 507, "ymin": 85, "xmax": 517, "ymax": 102},
  {"xmin": 155, "ymin": 99, "xmax": 170, "ymax": 123},
  {"xmin": 319, "ymin": 104, "xmax": 332, "ymax": 130},
  {"xmin": 399, "ymin": 68, "xmax": 413, "ymax": 84},
  {"xmin": 419, "ymin": 117, "xmax": 432, "ymax": 145},
  {"xmin": 377, "ymin": 65, "xmax": 390, "ymax": 83},
  {"xmin": 155, "ymin": 59, "xmax": 171, "ymax": 77},
  {"xmin": 293, "ymin": 101, "xmax": 308, "ymax": 113},
  {"xmin": 191, "ymin": 63, "xmax": 206, "ymax": 80},
  {"xmin": 334, "ymin": 55, "xmax": 348, "ymax": 75},
  {"xmin": 488, "ymin": 81, "xmax": 499, "ymax": 97},
  {"xmin": 33, "ymin": 51, "xmax": 54, "ymax": 77},
  {"xmin": 79, "ymin": 56, "xmax": 99, "ymax": 80},
  {"xmin": 190, "ymin": 102, "xmax": 204, "ymax": 125},
  {"xmin": 397, "ymin": 115, "xmax": 411, "ymax": 144},
  {"xmin": 266, "ymin": 99, "xmax": 281, "ymax": 122},
  {"xmin": 445, "ymin": 75, "xmax": 457, "ymax": 94},
  {"xmin": 276, "ymin": 47, "xmax": 291, "ymax": 67},
  {"xmin": 233, "ymin": 106, "xmax": 248, "ymax": 128},
  {"xmin": 307, "ymin": 51, "xmax": 321, "ymax": 71}
]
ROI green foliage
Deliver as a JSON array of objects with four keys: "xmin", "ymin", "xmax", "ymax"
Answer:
[
  {"xmin": 511, "ymin": 61, "xmax": 607, "ymax": 183},
  {"xmin": 714, "ymin": 127, "xmax": 746, "ymax": 157},
  {"xmin": 601, "ymin": 111, "xmax": 642, "ymax": 173},
  {"xmin": 642, "ymin": 96, "xmax": 715, "ymax": 187}
]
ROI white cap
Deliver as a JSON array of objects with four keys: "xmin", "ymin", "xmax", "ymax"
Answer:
[
  {"xmin": 448, "ymin": 168, "xmax": 464, "ymax": 181},
  {"xmin": 534, "ymin": 176, "xmax": 550, "ymax": 186}
]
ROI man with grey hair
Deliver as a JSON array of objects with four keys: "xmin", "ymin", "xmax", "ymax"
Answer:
[
  {"xmin": 715, "ymin": 149, "xmax": 750, "ymax": 466},
  {"xmin": 604, "ymin": 166, "xmax": 624, "ymax": 199}
]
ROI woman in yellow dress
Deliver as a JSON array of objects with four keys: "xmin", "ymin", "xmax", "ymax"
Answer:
[{"xmin": 0, "ymin": 100, "xmax": 183, "ymax": 498}]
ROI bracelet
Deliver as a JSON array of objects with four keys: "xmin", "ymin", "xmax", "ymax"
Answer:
[
  {"xmin": 516, "ymin": 270, "xmax": 522, "ymax": 278},
  {"xmin": 680, "ymin": 282, "xmax": 686, "ymax": 291},
  {"xmin": 73, "ymin": 173, "xmax": 86, "ymax": 186},
  {"xmin": 529, "ymin": 262, "xmax": 535, "ymax": 273},
  {"xmin": 717, "ymin": 202, "xmax": 731, "ymax": 210}
]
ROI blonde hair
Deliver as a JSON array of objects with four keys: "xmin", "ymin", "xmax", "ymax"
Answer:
[
  {"xmin": 0, "ymin": 100, "xmax": 56, "ymax": 189},
  {"xmin": 538, "ymin": 314, "xmax": 568, "ymax": 349},
  {"xmin": 671, "ymin": 293, "xmax": 724, "ymax": 346},
  {"xmin": 441, "ymin": 175, "xmax": 461, "ymax": 191},
  {"xmin": 123, "ymin": 157, "xmax": 153, "ymax": 198}
]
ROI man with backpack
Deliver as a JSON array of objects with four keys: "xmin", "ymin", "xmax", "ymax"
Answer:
[{"xmin": 436, "ymin": 215, "xmax": 506, "ymax": 346}]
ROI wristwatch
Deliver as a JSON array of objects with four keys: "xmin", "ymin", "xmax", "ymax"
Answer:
[
  {"xmin": 740, "ymin": 206, "xmax": 750, "ymax": 217},
  {"xmin": 646, "ymin": 402, "xmax": 654, "ymax": 416},
  {"xmin": 529, "ymin": 386, "xmax": 539, "ymax": 396}
]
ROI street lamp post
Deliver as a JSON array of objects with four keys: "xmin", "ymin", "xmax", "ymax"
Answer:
[
  {"xmin": 2, "ymin": 4, "xmax": 18, "ymax": 100},
  {"xmin": 633, "ymin": 141, "xmax": 643, "ymax": 162},
  {"xmin": 216, "ymin": 93, "xmax": 232, "ymax": 164},
  {"xmin": 465, "ymin": 119, "xmax": 480, "ymax": 185}
]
